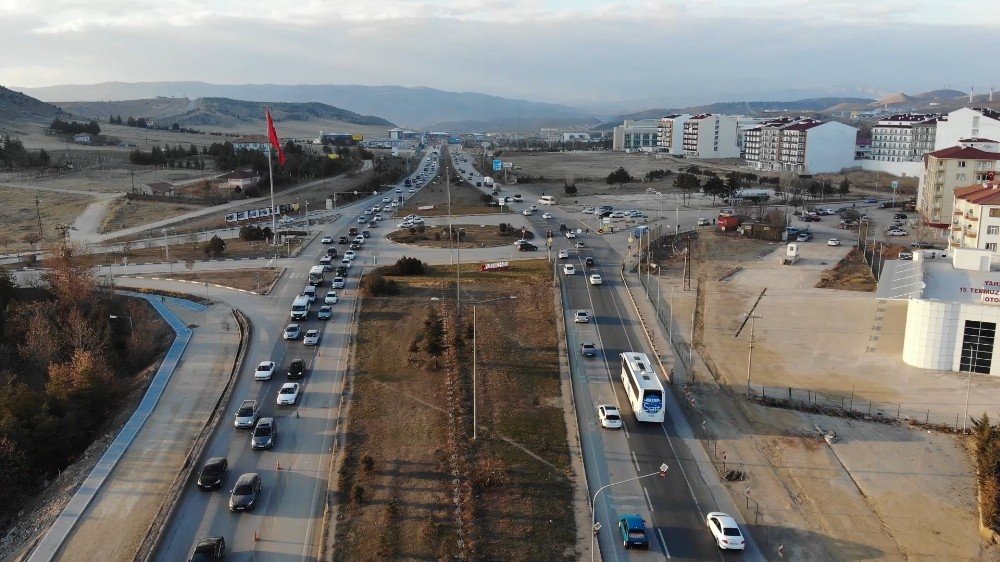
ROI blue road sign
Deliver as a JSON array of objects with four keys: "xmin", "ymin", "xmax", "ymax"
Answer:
[{"xmin": 492, "ymin": 158, "xmax": 502, "ymax": 171}]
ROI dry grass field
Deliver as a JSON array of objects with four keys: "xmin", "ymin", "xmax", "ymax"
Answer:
[
  {"xmin": 387, "ymin": 223, "xmax": 527, "ymax": 249},
  {"xmin": 397, "ymin": 176, "xmax": 510, "ymax": 217},
  {"xmin": 99, "ymin": 198, "xmax": 205, "ymax": 233},
  {"xmin": 150, "ymin": 268, "xmax": 281, "ymax": 294},
  {"xmin": 335, "ymin": 260, "xmax": 575, "ymax": 561},
  {"xmin": 0, "ymin": 187, "xmax": 93, "ymax": 252}
]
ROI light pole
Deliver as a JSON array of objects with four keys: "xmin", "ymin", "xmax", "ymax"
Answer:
[
  {"xmin": 472, "ymin": 295, "xmax": 517, "ymax": 440},
  {"xmin": 109, "ymin": 314, "xmax": 133, "ymax": 331},
  {"xmin": 591, "ymin": 463, "xmax": 668, "ymax": 562}
]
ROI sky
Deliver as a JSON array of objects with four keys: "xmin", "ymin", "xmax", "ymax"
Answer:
[{"xmin": 1, "ymin": 0, "xmax": 998, "ymax": 111}]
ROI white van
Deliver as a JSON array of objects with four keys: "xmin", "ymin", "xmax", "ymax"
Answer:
[
  {"xmin": 290, "ymin": 295, "xmax": 310, "ymax": 320},
  {"xmin": 539, "ymin": 195, "xmax": 556, "ymax": 205},
  {"xmin": 308, "ymin": 266, "xmax": 325, "ymax": 286},
  {"xmin": 302, "ymin": 286, "xmax": 317, "ymax": 302}
]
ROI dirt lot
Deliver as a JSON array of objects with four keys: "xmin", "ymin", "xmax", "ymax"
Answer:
[
  {"xmin": 99, "ymin": 198, "xmax": 206, "ymax": 233},
  {"xmin": 0, "ymin": 186, "xmax": 93, "ymax": 252},
  {"xmin": 40, "ymin": 237, "xmax": 303, "ymax": 269},
  {"xmin": 815, "ymin": 247, "xmax": 877, "ymax": 291},
  {"xmin": 334, "ymin": 260, "xmax": 575, "ymax": 561},
  {"xmin": 148, "ymin": 268, "xmax": 281, "ymax": 294},
  {"xmin": 387, "ymin": 223, "xmax": 528, "ymax": 249}
]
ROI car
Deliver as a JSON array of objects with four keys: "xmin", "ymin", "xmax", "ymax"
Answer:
[
  {"xmin": 582, "ymin": 207, "xmax": 595, "ymax": 214},
  {"xmin": 349, "ymin": 243, "xmax": 360, "ymax": 251},
  {"xmin": 589, "ymin": 274, "xmax": 603, "ymax": 286},
  {"xmin": 383, "ymin": 196, "xmax": 392, "ymax": 203},
  {"xmin": 349, "ymin": 227, "xmax": 359, "ymax": 236},
  {"xmin": 574, "ymin": 242, "xmax": 586, "ymax": 249},
  {"xmin": 321, "ymin": 236, "xmax": 333, "ymax": 244},
  {"xmin": 899, "ymin": 252, "xmax": 914, "ymax": 260},
  {"xmin": 894, "ymin": 213, "xmax": 909, "ymax": 220},
  {"xmin": 332, "ymin": 277, "xmax": 345, "ymax": 289},
  {"xmin": 565, "ymin": 231, "xmax": 577, "ymax": 239},
  {"xmin": 796, "ymin": 232, "xmax": 813, "ymax": 242},
  {"xmin": 584, "ymin": 257, "xmax": 595, "ymax": 267},
  {"xmin": 325, "ymin": 246, "xmax": 339, "ymax": 257},
  {"xmin": 197, "ymin": 457, "xmax": 229, "ymax": 490},
  {"xmin": 325, "ymin": 291, "xmax": 339, "ymax": 304},
  {"xmin": 609, "ymin": 211, "xmax": 627, "ymax": 218},
  {"xmin": 354, "ymin": 235, "xmax": 365, "ymax": 244},
  {"xmin": 188, "ymin": 536, "xmax": 225, "ymax": 562},
  {"xmin": 335, "ymin": 265, "xmax": 348, "ymax": 276},
  {"xmin": 516, "ymin": 241, "xmax": 537, "ymax": 251},
  {"xmin": 303, "ymin": 330, "xmax": 320, "ymax": 346},
  {"xmin": 228, "ymin": 472, "xmax": 261, "ymax": 512},
  {"xmin": 827, "ymin": 238, "xmax": 841, "ymax": 246},
  {"xmin": 302, "ymin": 286, "xmax": 317, "ymax": 302},
  {"xmin": 340, "ymin": 258, "xmax": 352, "ymax": 268},
  {"xmin": 276, "ymin": 382, "xmax": 301, "ymax": 405},
  {"xmin": 372, "ymin": 205, "xmax": 381, "ymax": 212},
  {"xmin": 338, "ymin": 236, "xmax": 349, "ymax": 244},
  {"xmin": 362, "ymin": 230, "xmax": 371, "ymax": 238},
  {"xmin": 706, "ymin": 512, "xmax": 745, "ymax": 550},
  {"xmin": 233, "ymin": 399, "xmax": 259, "ymax": 429},
  {"xmin": 319, "ymin": 255, "xmax": 333, "ymax": 269},
  {"xmin": 374, "ymin": 214, "xmax": 383, "ymax": 221},
  {"xmin": 557, "ymin": 250, "xmax": 569, "ymax": 259},
  {"xmin": 697, "ymin": 217, "xmax": 711, "ymax": 226},
  {"xmin": 522, "ymin": 209, "xmax": 533, "ymax": 216},
  {"xmin": 574, "ymin": 310, "xmax": 590, "ymax": 323},
  {"xmin": 563, "ymin": 264, "xmax": 576, "ymax": 275},
  {"xmin": 357, "ymin": 216, "xmax": 366, "ymax": 223},
  {"xmin": 254, "ymin": 360, "xmax": 276, "ymax": 381},
  {"xmin": 864, "ymin": 198, "xmax": 878, "ymax": 204},
  {"xmin": 598, "ymin": 404, "xmax": 622, "ymax": 429},
  {"xmin": 368, "ymin": 221, "xmax": 377, "ymax": 228},
  {"xmin": 911, "ymin": 241, "xmax": 937, "ymax": 249},
  {"xmin": 251, "ymin": 417, "xmax": 275, "ymax": 450},
  {"xmin": 287, "ymin": 358, "xmax": 306, "ymax": 379},
  {"xmin": 345, "ymin": 250, "xmax": 357, "ymax": 260},
  {"xmin": 283, "ymin": 324, "xmax": 301, "ymax": 340},
  {"xmin": 619, "ymin": 514, "xmax": 649, "ymax": 549},
  {"xmin": 408, "ymin": 187, "xmax": 415, "ymax": 193},
  {"xmin": 887, "ymin": 229, "xmax": 908, "ymax": 236},
  {"xmin": 317, "ymin": 305, "xmax": 333, "ymax": 320},
  {"xmin": 580, "ymin": 342, "xmax": 597, "ymax": 357},
  {"xmin": 542, "ymin": 212, "xmax": 553, "ymax": 219}
]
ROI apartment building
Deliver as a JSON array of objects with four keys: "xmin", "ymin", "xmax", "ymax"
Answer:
[
  {"xmin": 869, "ymin": 113, "xmax": 940, "ymax": 163},
  {"xmin": 742, "ymin": 118, "xmax": 858, "ymax": 174},
  {"xmin": 935, "ymin": 107, "xmax": 1000, "ymax": 150},
  {"xmin": 656, "ymin": 114, "xmax": 690, "ymax": 155},
  {"xmin": 919, "ymin": 142, "xmax": 1000, "ymax": 228},
  {"xmin": 612, "ymin": 119, "xmax": 661, "ymax": 152},
  {"xmin": 950, "ymin": 183, "xmax": 1000, "ymax": 252},
  {"xmin": 680, "ymin": 114, "xmax": 738, "ymax": 158}
]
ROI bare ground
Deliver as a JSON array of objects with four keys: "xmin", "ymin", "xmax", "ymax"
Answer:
[
  {"xmin": 815, "ymin": 247, "xmax": 877, "ymax": 291},
  {"xmin": 99, "ymin": 198, "xmax": 205, "ymax": 234},
  {"xmin": 387, "ymin": 223, "xmax": 527, "ymax": 249},
  {"xmin": 148, "ymin": 268, "xmax": 282, "ymax": 294},
  {"xmin": 0, "ymin": 186, "xmax": 93, "ymax": 252}
]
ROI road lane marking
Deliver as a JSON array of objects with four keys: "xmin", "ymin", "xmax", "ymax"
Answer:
[
  {"xmin": 643, "ymin": 486, "xmax": 655, "ymax": 512},
  {"xmin": 657, "ymin": 528, "xmax": 671, "ymax": 558},
  {"xmin": 631, "ymin": 450, "xmax": 641, "ymax": 472}
]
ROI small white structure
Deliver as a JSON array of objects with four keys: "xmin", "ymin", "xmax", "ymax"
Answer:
[
  {"xmin": 73, "ymin": 133, "xmax": 93, "ymax": 144},
  {"xmin": 782, "ymin": 243, "xmax": 800, "ymax": 265}
]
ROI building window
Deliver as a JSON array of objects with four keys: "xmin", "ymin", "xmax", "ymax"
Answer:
[
  {"xmin": 990, "ymin": 209, "xmax": 1000, "ymax": 218},
  {"xmin": 957, "ymin": 174, "xmax": 967, "ymax": 181},
  {"xmin": 988, "ymin": 243, "xmax": 998, "ymax": 251},
  {"xmin": 959, "ymin": 161, "xmax": 968, "ymax": 168},
  {"xmin": 962, "ymin": 320, "xmax": 995, "ymax": 374}
]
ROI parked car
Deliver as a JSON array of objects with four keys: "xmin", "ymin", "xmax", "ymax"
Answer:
[
  {"xmin": 581, "ymin": 342, "xmax": 597, "ymax": 357},
  {"xmin": 233, "ymin": 400, "xmax": 259, "ymax": 429},
  {"xmin": 894, "ymin": 213, "xmax": 909, "ymax": 220},
  {"xmin": 899, "ymin": 252, "xmax": 914, "ymax": 260},
  {"xmin": 706, "ymin": 512, "xmax": 745, "ymax": 550},
  {"xmin": 276, "ymin": 382, "xmax": 301, "ymax": 405},
  {"xmin": 251, "ymin": 417, "xmax": 275, "ymax": 449},
  {"xmin": 228, "ymin": 472, "xmax": 261, "ymax": 512},
  {"xmin": 516, "ymin": 241, "xmax": 537, "ymax": 251},
  {"xmin": 188, "ymin": 537, "xmax": 225, "ymax": 562},
  {"xmin": 196, "ymin": 457, "xmax": 228, "ymax": 490},
  {"xmin": 598, "ymin": 405, "xmax": 623, "ymax": 429},
  {"xmin": 303, "ymin": 329, "xmax": 320, "ymax": 346},
  {"xmin": 886, "ymin": 228, "xmax": 908, "ymax": 236},
  {"xmin": 254, "ymin": 360, "xmax": 276, "ymax": 381},
  {"xmin": 574, "ymin": 310, "xmax": 590, "ymax": 323},
  {"xmin": 287, "ymin": 358, "xmax": 306, "ymax": 379},
  {"xmin": 697, "ymin": 217, "xmax": 710, "ymax": 226},
  {"xmin": 796, "ymin": 232, "xmax": 813, "ymax": 242},
  {"xmin": 619, "ymin": 514, "xmax": 649, "ymax": 549},
  {"xmin": 283, "ymin": 324, "xmax": 301, "ymax": 340}
]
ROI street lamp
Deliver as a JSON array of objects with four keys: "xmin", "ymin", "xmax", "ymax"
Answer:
[
  {"xmin": 472, "ymin": 295, "xmax": 517, "ymax": 440},
  {"xmin": 109, "ymin": 314, "xmax": 133, "ymax": 331},
  {"xmin": 591, "ymin": 463, "xmax": 668, "ymax": 561}
]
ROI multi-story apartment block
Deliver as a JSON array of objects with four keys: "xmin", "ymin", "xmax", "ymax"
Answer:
[
  {"xmin": 612, "ymin": 119, "xmax": 661, "ymax": 152},
  {"xmin": 935, "ymin": 107, "xmax": 1000, "ymax": 150},
  {"xmin": 919, "ymin": 142, "xmax": 1000, "ymax": 228},
  {"xmin": 680, "ymin": 114, "xmax": 739, "ymax": 159},
  {"xmin": 656, "ymin": 114, "xmax": 690, "ymax": 155},
  {"xmin": 950, "ymin": 183, "xmax": 1000, "ymax": 252},
  {"xmin": 869, "ymin": 113, "xmax": 940, "ymax": 163},
  {"xmin": 742, "ymin": 118, "xmax": 858, "ymax": 174}
]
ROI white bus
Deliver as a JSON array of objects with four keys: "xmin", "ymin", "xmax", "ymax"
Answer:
[{"xmin": 620, "ymin": 352, "xmax": 665, "ymax": 422}]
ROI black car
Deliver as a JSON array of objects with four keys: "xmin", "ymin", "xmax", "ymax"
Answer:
[
  {"xmin": 894, "ymin": 213, "xmax": 908, "ymax": 220},
  {"xmin": 368, "ymin": 221, "xmax": 377, "ymax": 228},
  {"xmin": 585, "ymin": 257, "xmax": 595, "ymax": 267},
  {"xmin": 228, "ymin": 472, "xmax": 262, "ymax": 512},
  {"xmin": 288, "ymin": 358, "xmax": 306, "ymax": 379},
  {"xmin": 338, "ymin": 236, "xmax": 349, "ymax": 244},
  {"xmin": 189, "ymin": 536, "xmax": 225, "ymax": 562},
  {"xmin": 196, "ymin": 457, "xmax": 228, "ymax": 490},
  {"xmin": 326, "ymin": 247, "xmax": 338, "ymax": 258},
  {"xmin": 362, "ymin": 230, "xmax": 371, "ymax": 238},
  {"xmin": 349, "ymin": 243, "xmax": 361, "ymax": 251},
  {"xmin": 516, "ymin": 242, "xmax": 537, "ymax": 251}
]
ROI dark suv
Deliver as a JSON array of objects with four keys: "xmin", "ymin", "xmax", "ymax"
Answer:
[
  {"xmin": 196, "ymin": 457, "xmax": 228, "ymax": 490},
  {"xmin": 228, "ymin": 472, "xmax": 261, "ymax": 512},
  {"xmin": 189, "ymin": 536, "xmax": 225, "ymax": 561},
  {"xmin": 288, "ymin": 358, "xmax": 306, "ymax": 379}
]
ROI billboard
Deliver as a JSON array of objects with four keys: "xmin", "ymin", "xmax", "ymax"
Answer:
[
  {"xmin": 352, "ymin": 133, "xmax": 364, "ymax": 141},
  {"xmin": 225, "ymin": 203, "xmax": 292, "ymax": 223}
]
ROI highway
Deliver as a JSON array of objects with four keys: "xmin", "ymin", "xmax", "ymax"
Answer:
[
  {"xmin": 450, "ymin": 148, "xmax": 762, "ymax": 561},
  {"xmin": 152, "ymin": 150, "xmax": 441, "ymax": 561}
]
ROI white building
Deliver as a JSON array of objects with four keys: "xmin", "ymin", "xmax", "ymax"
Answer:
[
  {"xmin": 935, "ymin": 108, "xmax": 1000, "ymax": 150},
  {"xmin": 878, "ymin": 248, "xmax": 1000, "ymax": 376},
  {"xmin": 918, "ymin": 142, "xmax": 1000, "ymax": 229},
  {"xmin": 869, "ymin": 113, "xmax": 940, "ymax": 163},
  {"xmin": 951, "ymin": 183, "xmax": 1000, "ymax": 252},
  {"xmin": 656, "ymin": 114, "xmax": 690, "ymax": 155},
  {"xmin": 681, "ymin": 114, "xmax": 739, "ymax": 159},
  {"xmin": 232, "ymin": 135, "xmax": 270, "ymax": 152},
  {"xmin": 743, "ymin": 118, "xmax": 858, "ymax": 174},
  {"xmin": 612, "ymin": 119, "xmax": 661, "ymax": 152},
  {"xmin": 562, "ymin": 132, "xmax": 592, "ymax": 142},
  {"xmin": 73, "ymin": 133, "xmax": 93, "ymax": 144}
]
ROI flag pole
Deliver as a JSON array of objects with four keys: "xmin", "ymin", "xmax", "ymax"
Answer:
[{"xmin": 266, "ymin": 107, "xmax": 277, "ymax": 247}]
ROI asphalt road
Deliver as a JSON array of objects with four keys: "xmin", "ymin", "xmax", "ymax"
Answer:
[{"xmin": 152, "ymin": 150, "xmax": 440, "ymax": 562}]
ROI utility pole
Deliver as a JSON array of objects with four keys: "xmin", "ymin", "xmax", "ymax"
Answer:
[
  {"xmin": 745, "ymin": 314, "xmax": 761, "ymax": 394},
  {"xmin": 35, "ymin": 196, "xmax": 43, "ymax": 238}
]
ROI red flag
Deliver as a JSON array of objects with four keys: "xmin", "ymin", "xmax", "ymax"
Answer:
[{"xmin": 265, "ymin": 108, "xmax": 286, "ymax": 166}]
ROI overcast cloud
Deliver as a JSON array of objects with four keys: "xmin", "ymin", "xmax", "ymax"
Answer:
[{"xmin": 1, "ymin": 0, "xmax": 997, "ymax": 110}]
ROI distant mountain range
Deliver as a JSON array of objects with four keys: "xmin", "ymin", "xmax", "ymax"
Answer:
[
  {"xmin": 55, "ymin": 97, "xmax": 392, "ymax": 128},
  {"xmin": 12, "ymin": 81, "xmax": 596, "ymax": 131}
]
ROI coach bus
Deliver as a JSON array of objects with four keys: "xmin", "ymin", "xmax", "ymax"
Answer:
[{"xmin": 620, "ymin": 352, "xmax": 665, "ymax": 422}]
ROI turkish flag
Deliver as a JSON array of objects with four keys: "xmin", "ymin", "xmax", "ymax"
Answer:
[{"xmin": 266, "ymin": 108, "xmax": 286, "ymax": 166}]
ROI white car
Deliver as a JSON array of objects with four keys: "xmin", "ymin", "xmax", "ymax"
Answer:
[
  {"xmin": 542, "ymin": 212, "xmax": 553, "ymax": 219},
  {"xmin": 574, "ymin": 242, "xmax": 586, "ymax": 249},
  {"xmin": 522, "ymin": 209, "xmax": 533, "ymax": 216},
  {"xmin": 374, "ymin": 214, "xmax": 383, "ymax": 221},
  {"xmin": 408, "ymin": 188, "xmax": 415, "ymax": 193},
  {"xmin": 589, "ymin": 274, "xmax": 603, "ymax": 286},
  {"xmin": 563, "ymin": 264, "xmax": 576, "ymax": 275},
  {"xmin": 254, "ymin": 361, "xmax": 276, "ymax": 381},
  {"xmin": 354, "ymin": 236, "xmax": 365, "ymax": 244},
  {"xmin": 340, "ymin": 258, "xmax": 351, "ymax": 268},
  {"xmin": 887, "ymin": 229, "xmax": 908, "ymax": 236},
  {"xmin": 332, "ymin": 277, "xmax": 345, "ymax": 289},
  {"xmin": 324, "ymin": 291, "xmax": 338, "ymax": 305},
  {"xmin": 372, "ymin": 205, "xmax": 381, "ymax": 212},
  {"xmin": 565, "ymin": 231, "xmax": 577, "ymax": 239},
  {"xmin": 697, "ymin": 218, "xmax": 711, "ymax": 226},
  {"xmin": 706, "ymin": 512, "xmax": 745, "ymax": 550},
  {"xmin": 276, "ymin": 383, "xmax": 300, "ymax": 405},
  {"xmin": 598, "ymin": 405, "xmax": 622, "ymax": 429},
  {"xmin": 283, "ymin": 324, "xmax": 301, "ymax": 340},
  {"xmin": 582, "ymin": 207, "xmax": 595, "ymax": 214},
  {"xmin": 303, "ymin": 330, "xmax": 320, "ymax": 346},
  {"xmin": 321, "ymin": 236, "xmax": 333, "ymax": 244},
  {"xmin": 557, "ymin": 250, "xmax": 570, "ymax": 259},
  {"xmin": 574, "ymin": 310, "xmax": 590, "ymax": 323},
  {"xmin": 345, "ymin": 250, "xmax": 357, "ymax": 260},
  {"xmin": 827, "ymin": 238, "xmax": 841, "ymax": 246},
  {"xmin": 357, "ymin": 217, "xmax": 366, "ymax": 223},
  {"xmin": 383, "ymin": 197, "xmax": 392, "ymax": 203}
]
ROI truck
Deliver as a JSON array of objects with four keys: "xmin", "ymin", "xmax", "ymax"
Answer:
[
  {"xmin": 483, "ymin": 176, "xmax": 495, "ymax": 187},
  {"xmin": 308, "ymin": 265, "xmax": 325, "ymax": 287}
]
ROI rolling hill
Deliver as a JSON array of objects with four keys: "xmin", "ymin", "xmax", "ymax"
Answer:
[{"xmin": 0, "ymin": 85, "xmax": 64, "ymax": 122}]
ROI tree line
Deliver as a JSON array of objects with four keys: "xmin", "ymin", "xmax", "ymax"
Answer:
[
  {"xmin": 49, "ymin": 118, "xmax": 100, "ymax": 136},
  {"xmin": 0, "ymin": 136, "xmax": 50, "ymax": 170}
]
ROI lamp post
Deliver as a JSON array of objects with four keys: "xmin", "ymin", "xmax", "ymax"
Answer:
[
  {"xmin": 472, "ymin": 295, "xmax": 517, "ymax": 440},
  {"xmin": 109, "ymin": 314, "xmax": 133, "ymax": 331},
  {"xmin": 591, "ymin": 463, "xmax": 669, "ymax": 562}
]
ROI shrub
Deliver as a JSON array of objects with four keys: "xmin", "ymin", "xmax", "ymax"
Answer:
[
  {"xmin": 383, "ymin": 256, "xmax": 425, "ymax": 275},
  {"xmin": 360, "ymin": 273, "xmax": 399, "ymax": 296},
  {"xmin": 203, "ymin": 235, "xmax": 226, "ymax": 257},
  {"xmin": 563, "ymin": 182, "xmax": 577, "ymax": 195}
]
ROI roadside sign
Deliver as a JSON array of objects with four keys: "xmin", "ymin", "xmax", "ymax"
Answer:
[
  {"xmin": 891, "ymin": 181, "xmax": 899, "ymax": 190},
  {"xmin": 492, "ymin": 158, "xmax": 502, "ymax": 171}
]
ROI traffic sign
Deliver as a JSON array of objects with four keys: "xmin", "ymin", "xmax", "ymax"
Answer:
[
  {"xmin": 891, "ymin": 181, "xmax": 899, "ymax": 190},
  {"xmin": 492, "ymin": 158, "xmax": 502, "ymax": 171}
]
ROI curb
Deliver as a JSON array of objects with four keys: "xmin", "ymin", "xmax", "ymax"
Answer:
[{"xmin": 618, "ymin": 268, "xmax": 673, "ymax": 384}]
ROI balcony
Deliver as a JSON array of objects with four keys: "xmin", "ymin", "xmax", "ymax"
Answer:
[
  {"xmin": 953, "ymin": 226, "xmax": 962, "ymax": 232},
  {"xmin": 966, "ymin": 231, "xmax": 978, "ymax": 238},
  {"xmin": 955, "ymin": 210, "xmax": 964, "ymax": 215},
  {"xmin": 967, "ymin": 214, "xmax": 979, "ymax": 221}
]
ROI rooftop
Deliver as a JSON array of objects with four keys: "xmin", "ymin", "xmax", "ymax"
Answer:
[
  {"xmin": 876, "ymin": 249, "xmax": 1000, "ymax": 305},
  {"xmin": 927, "ymin": 145, "xmax": 1000, "ymax": 161},
  {"xmin": 955, "ymin": 183, "xmax": 1000, "ymax": 205}
]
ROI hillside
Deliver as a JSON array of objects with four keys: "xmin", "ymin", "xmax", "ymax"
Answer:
[
  {"xmin": 14, "ymin": 82, "xmax": 596, "ymax": 130},
  {"xmin": 0, "ymin": 85, "xmax": 63, "ymax": 122},
  {"xmin": 56, "ymin": 97, "xmax": 392, "ymax": 129},
  {"xmin": 428, "ymin": 116, "xmax": 600, "ymax": 133}
]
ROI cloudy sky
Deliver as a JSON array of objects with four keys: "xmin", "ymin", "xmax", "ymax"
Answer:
[{"xmin": 1, "ymin": 0, "xmax": 997, "ymax": 110}]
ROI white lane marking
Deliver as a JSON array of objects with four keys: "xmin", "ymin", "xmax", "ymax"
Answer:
[
  {"xmin": 643, "ymin": 486, "xmax": 655, "ymax": 512},
  {"xmin": 657, "ymin": 528, "xmax": 671, "ymax": 559},
  {"xmin": 658, "ymin": 423, "xmax": 704, "ymax": 519},
  {"xmin": 631, "ymin": 450, "xmax": 641, "ymax": 472}
]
